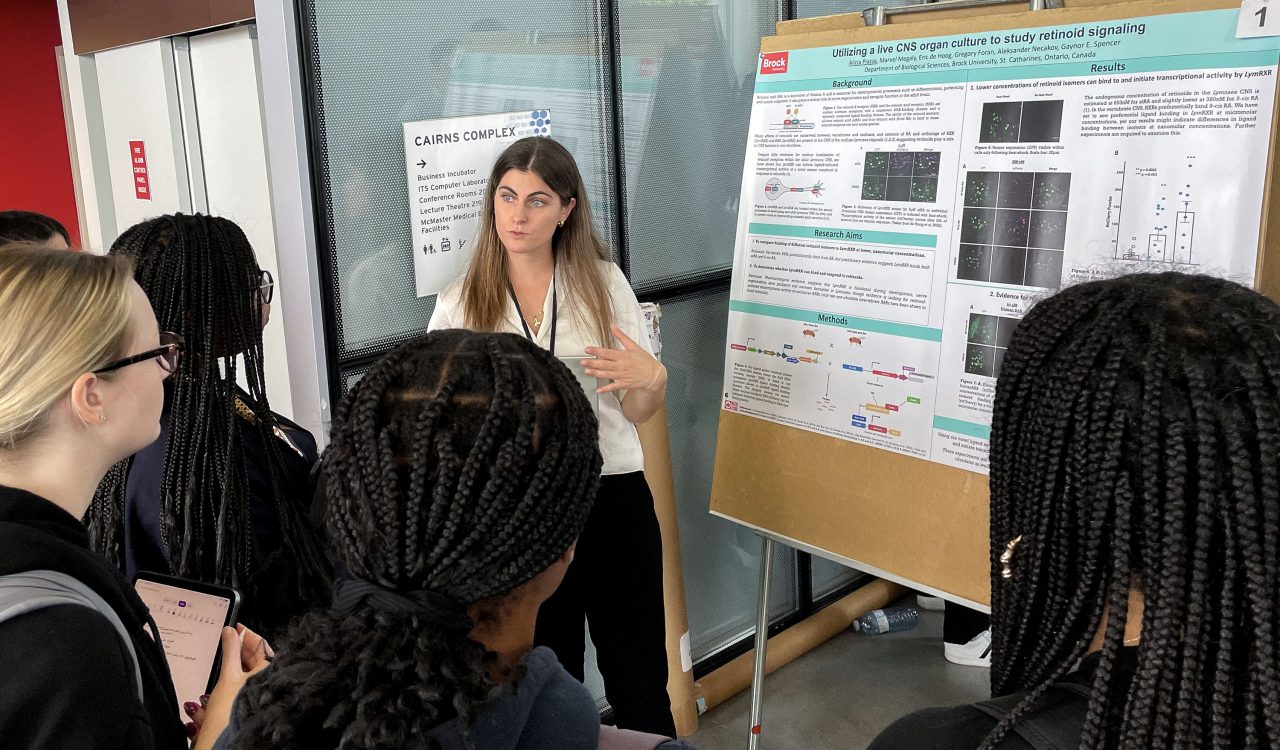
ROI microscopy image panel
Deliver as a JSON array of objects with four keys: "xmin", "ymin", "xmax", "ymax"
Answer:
[
  {"xmin": 967, "ymin": 313, "xmax": 999, "ymax": 345},
  {"xmin": 1029, "ymin": 210, "xmax": 1068, "ymax": 249},
  {"xmin": 996, "ymin": 316, "xmax": 1019, "ymax": 348},
  {"xmin": 958, "ymin": 244, "xmax": 991, "ymax": 281},
  {"xmin": 961, "ymin": 208, "xmax": 996, "ymax": 244},
  {"xmin": 992, "ymin": 347, "xmax": 1007, "ymax": 378},
  {"xmin": 913, "ymin": 151, "xmax": 941, "ymax": 178},
  {"xmin": 861, "ymin": 177, "xmax": 887, "ymax": 201},
  {"xmin": 994, "ymin": 209, "xmax": 1030, "ymax": 247},
  {"xmin": 864, "ymin": 152, "xmax": 889, "ymax": 176},
  {"xmin": 910, "ymin": 177, "xmax": 938, "ymax": 203},
  {"xmin": 980, "ymin": 102, "xmax": 1022, "ymax": 143},
  {"xmin": 990, "ymin": 245, "xmax": 1028, "ymax": 286},
  {"xmin": 965, "ymin": 172, "xmax": 1000, "ymax": 208},
  {"xmin": 888, "ymin": 152, "xmax": 915, "ymax": 176},
  {"xmin": 996, "ymin": 172, "xmax": 1034, "ymax": 209},
  {"xmin": 886, "ymin": 176, "xmax": 912, "ymax": 201},
  {"xmin": 1018, "ymin": 100, "xmax": 1064, "ymax": 142},
  {"xmin": 1032, "ymin": 172, "xmax": 1072, "ymax": 211},
  {"xmin": 1025, "ymin": 248, "xmax": 1064, "ymax": 289},
  {"xmin": 966, "ymin": 344, "xmax": 997, "ymax": 377}
]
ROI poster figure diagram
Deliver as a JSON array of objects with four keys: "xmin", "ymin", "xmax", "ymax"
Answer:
[
  {"xmin": 730, "ymin": 323, "xmax": 934, "ymax": 446},
  {"xmin": 862, "ymin": 151, "xmax": 941, "ymax": 203},
  {"xmin": 770, "ymin": 106, "xmax": 816, "ymax": 131},
  {"xmin": 764, "ymin": 178, "xmax": 825, "ymax": 199},
  {"xmin": 1109, "ymin": 159, "xmax": 1201, "ymax": 265}
]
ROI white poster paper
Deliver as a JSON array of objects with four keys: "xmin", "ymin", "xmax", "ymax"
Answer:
[
  {"xmin": 403, "ymin": 111, "xmax": 550, "ymax": 297},
  {"xmin": 723, "ymin": 9, "xmax": 1280, "ymax": 474}
]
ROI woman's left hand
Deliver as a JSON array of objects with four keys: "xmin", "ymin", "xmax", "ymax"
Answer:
[
  {"xmin": 191, "ymin": 625, "xmax": 273, "ymax": 750},
  {"xmin": 584, "ymin": 325, "xmax": 666, "ymax": 394}
]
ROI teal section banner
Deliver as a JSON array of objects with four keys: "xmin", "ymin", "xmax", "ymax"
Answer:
[
  {"xmin": 729, "ymin": 300, "xmax": 944, "ymax": 342},
  {"xmin": 749, "ymin": 222, "xmax": 937, "ymax": 248},
  {"xmin": 932, "ymin": 416, "xmax": 992, "ymax": 440}
]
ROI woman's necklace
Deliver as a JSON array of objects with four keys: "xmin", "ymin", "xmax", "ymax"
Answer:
[
  {"xmin": 508, "ymin": 265, "xmax": 554, "ymax": 339},
  {"xmin": 519, "ymin": 301, "xmax": 544, "ymax": 331}
]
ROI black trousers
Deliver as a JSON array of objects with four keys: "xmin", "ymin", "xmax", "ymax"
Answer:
[
  {"xmin": 534, "ymin": 471, "xmax": 676, "ymax": 737},
  {"xmin": 943, "ymin": 600, "xmax": 991, "ymax": 645}
]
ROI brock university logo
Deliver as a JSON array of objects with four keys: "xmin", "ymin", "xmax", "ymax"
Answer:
[
  {"xmin": 759, "ymin": 51, "xmax": 789, "ymax": 74},
  {"xmin": 723, "ymin": 400, "xmax": 739, "ymax": 412}
]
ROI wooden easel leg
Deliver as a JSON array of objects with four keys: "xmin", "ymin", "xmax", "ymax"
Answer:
[{"xmin": 748, "ymin": 535, "xmax": 775, "ymax": 749}]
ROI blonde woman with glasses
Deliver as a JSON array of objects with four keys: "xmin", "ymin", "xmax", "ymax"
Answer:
[{"xmin": 0, "ymin": 244, "xmax": 264, "ymax": 749}]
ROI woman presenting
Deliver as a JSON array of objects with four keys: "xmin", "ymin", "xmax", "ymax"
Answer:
[{"xmin": 428, "ymin": 136, "xmax": 674, "ymax": 736}]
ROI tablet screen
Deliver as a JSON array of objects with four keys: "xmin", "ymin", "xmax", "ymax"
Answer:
[
  {"xmin": 134, "ymin": 578, "xmax": 233, "ymax": 721},
  {"xmin": 557, "ymin": 356, "xmax": 601, "ymax": 414}
]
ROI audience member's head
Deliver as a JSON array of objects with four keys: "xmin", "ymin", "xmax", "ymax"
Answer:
[
  {"xmin": 989, "ymin": 272, "xmax": 1280, "ymax": 747},
  {"xmin": 86, "ymin": 214, "xmax": 321, "ymax": 606},
  {"xmin": 0, "ymin": 244, "xmax": 171, "ymax": 493},
  {"xmin": 107, "ymin": 213, "xmax": 271, "ymax": 359},
  {"xmin": 226, "ymin": 329, "xmax": 602, "ymax": 748},
  {"xmin": 0, "ymin": 210, "xmax": 72, "ymax": 249}
]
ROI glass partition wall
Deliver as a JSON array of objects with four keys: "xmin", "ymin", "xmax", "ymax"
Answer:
[{"xmin": 299, "ymin": 0, "xmax": 888, "ymax": 710}]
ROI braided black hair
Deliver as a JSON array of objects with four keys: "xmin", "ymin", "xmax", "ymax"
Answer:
[
  {"xmin": 985, "ymin": 272, "xmax": 1280, "ymax": 749},
  {"xmin": 227, "ymin": 329, "xmax": 601, "ymax": 749},
  {"xmin": 84, "ymin": 213, "xmax": 330, "ymax": 627}
]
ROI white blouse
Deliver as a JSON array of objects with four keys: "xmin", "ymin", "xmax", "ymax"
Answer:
[{"xmin": 426, "ymin": 260, "xmax": 653, "ymax": 476}]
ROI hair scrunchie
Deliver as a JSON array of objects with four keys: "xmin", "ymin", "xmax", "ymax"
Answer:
[{"xmin": 332, "ymin": 575, "xmax": 473, "ymax": 633}]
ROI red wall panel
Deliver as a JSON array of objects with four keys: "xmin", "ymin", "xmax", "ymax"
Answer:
[{"xmin": 0, "ymin": 0, "xmax": 81, "ymax": 248}]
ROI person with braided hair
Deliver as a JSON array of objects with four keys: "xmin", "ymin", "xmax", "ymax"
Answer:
[
  {"xmin": 84, "ymin": 214, "xmax": 330, "ymax": 637},
  {"xmin": 428, "ymin": 136, "xmax": 675, "ymax": 736},
  {"xmin": 208, "ymin": 329, "xmax": 691, "ymax": 750},
  {"xmin": 870, "ymin": 271, "xmax": 1280, "ymax": 749},
  {"xmin": 0, "ymin": 244, "xmax": 265, "ymax": 749}
]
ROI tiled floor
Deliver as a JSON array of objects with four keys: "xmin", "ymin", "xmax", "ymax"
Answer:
[{"xmin": 687, "ymin": 606, "xmax": 989, "ymax": 749}]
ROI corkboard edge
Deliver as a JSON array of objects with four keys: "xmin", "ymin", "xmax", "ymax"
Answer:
[{"xmin": 712, "ymin": 0, "xmax": 1280, "ymax": 607}]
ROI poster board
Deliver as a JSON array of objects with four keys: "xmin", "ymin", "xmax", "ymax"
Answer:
[{"xmin": 710, "ymin": 0, "xmax": 1280, "ymax": 607}]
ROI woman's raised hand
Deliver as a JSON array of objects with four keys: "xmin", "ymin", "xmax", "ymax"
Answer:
[{"xmin": 583, "ymin": 325, "xmax": 666, "ymax": 394}]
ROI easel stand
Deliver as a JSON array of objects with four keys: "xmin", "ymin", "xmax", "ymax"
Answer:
[{"xmin": 747, "ymin": 535, "xmax": 774, "ymax": 749}]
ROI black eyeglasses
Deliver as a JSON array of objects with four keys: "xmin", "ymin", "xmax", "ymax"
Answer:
[
  {"xmin": 258, "ymin": 269, "xmax": 275, "ymax": 305},
  {"xmin": 94, "ymin": 331, "xmax": 184, "ymax": 375}
]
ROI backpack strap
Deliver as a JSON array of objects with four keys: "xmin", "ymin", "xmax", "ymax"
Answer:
[
  {"xmin": 0, "ymin": 569, "xmax": 144, "ymax": 703},
  {"xmin": 972, "ymin": 683, "xmax": 1091, "ymax": 750}
]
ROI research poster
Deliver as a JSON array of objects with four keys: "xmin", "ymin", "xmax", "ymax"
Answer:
[
  {"xmin": 722, "ymin": 9, "xmax": 1280, "ymax": 473},
  {"xmin": 403, "ymin": 111, "xmax": 551, "ymax": 297}
]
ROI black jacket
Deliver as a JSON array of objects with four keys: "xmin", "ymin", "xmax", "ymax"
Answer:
[
  {"xmin": 123, "ymin": 392, "xmax": 319, "ymax": 637},
  {"xmin": 0, "ymin": 485, "xmax": 187, "ymax": 749},
  {"xmin": 868, "ymin": 648, "xmax": 1138, "ymax": 749},
  {"xmin": 213, "ymin": 646, "xmax": 602, "ymax": 750}
]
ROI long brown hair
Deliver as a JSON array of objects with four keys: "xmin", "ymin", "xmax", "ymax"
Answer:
[{"xmin": 459, "ymin": 137, "xmax": 614, "ymax": 348}]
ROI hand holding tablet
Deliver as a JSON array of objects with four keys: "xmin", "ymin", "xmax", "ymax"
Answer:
[{"xmin": 132, "ymin": 573, "xmax": 240, "ymax": 724}]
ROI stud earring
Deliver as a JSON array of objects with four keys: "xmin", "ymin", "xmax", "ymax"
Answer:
[
  {"xmin": 1000, "ymin": 535, "xmax": 1023, "ymax": 579},
  {"xmin": 557, "ymin": 220, "xmax": 564, "ymax": 228},
  {"xmin": 99, "ymin": 414, "xmax": 108, "ymax": 423}
]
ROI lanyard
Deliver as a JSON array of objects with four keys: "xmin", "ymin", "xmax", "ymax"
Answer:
[{"xmin": 507, "ymin": 275, "xmax": 556, "ymax": 356}]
